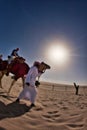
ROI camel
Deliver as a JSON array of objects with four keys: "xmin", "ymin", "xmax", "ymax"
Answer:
[{"xmin": 0, "ymin": 57, "xmax": 30, "ymax": 94}]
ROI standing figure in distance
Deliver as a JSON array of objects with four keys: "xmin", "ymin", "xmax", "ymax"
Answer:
[{"xmin": 73, "ymin": 82, "xmax": 79, "ymax": 95}]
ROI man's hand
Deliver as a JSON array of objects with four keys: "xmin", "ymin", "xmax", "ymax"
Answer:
[
  {"xmin": 26, "ymin": 82, "xmax": 30, "ymax": 86},
  {"xmin": 35, "ymin": 81, "xmax": 40, "ymax": 87}
]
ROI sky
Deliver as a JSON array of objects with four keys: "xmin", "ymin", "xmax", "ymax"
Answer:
[{"xmin": 0, "ymin": 0, "xmax": 87, "ymax": 85}]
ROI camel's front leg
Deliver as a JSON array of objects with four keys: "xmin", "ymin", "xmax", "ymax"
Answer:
[
  {"xmin": 22, "ymin": 77, "xmax": 25, "ymax": 88},
  {"xmin": 7, "ymin": 79, "xmax": 16, "ymax": 94},
  {"xmin": 0, "ymin": 72, "xmax": 4, "ymax": 88},
  {"xmin": 0, "ymin": 78, "xmax": 2, "ymax": 88}
]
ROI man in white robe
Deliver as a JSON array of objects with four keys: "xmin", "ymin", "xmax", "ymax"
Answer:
[{"xmin": 15, "ymin": 61, "xmax": 41, "ymax": 107}]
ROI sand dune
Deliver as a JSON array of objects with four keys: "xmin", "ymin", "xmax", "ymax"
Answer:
[{"xmin": 0, "ymin": 75, "xmax": 87, "ymax": 130}]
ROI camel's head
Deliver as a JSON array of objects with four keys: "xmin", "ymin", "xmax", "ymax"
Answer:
[{"xmin": 38, "ymin": 62, "xmax": 51, "ymax": 73}]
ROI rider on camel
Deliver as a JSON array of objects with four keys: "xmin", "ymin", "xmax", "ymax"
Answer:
[
  {"xmin": 8, "ymin": 48, "xmax": 20, "ymax": 64},
  {"xmin": 11, "ymin": 48, "xmax": 19, "ymax": 58},
  {"xmin": 6, "ymin": 48, "xmax": 20, "ymax": 76}
]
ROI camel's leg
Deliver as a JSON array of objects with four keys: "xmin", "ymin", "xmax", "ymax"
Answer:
[
  {"xmin": 0, "ymin": 76, "xmax": 2, "ymax": 88},
  {"xmin": 7, "ymin": 79, "xmax": 16, "ymax": 94},
  {"xmin": 22, "ymin": 77, "xmax": 25, "ymax": 88},
  {"xmin": 0, "ymin": 72, "xmax": 4, "ymax": 88}
]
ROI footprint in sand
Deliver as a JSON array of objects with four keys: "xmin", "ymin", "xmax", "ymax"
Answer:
[
  {"xmin": 67, "ymin": 123, "xmax": 84, "ymax": 129},
  {"xmin": 47, "ymin": 110, "xmax": 58, "ymax": 114},
  {"xmin": 61, "ymin": 106, "xmax": 68, "ymax": 110},
  {"xmin": 70, "ymin": 113, "xmax": 79, "ymax": 116},
  {"xmin": 34, "ymin": 104, "xmax": 44, "ymax": 111},
  {"xmin": 67, "ymin": 113, "xmax": 84, "ymax": 129},
  {"xmin": 42, "ymin": 110, "xmax": 60, "ymax": 121}
]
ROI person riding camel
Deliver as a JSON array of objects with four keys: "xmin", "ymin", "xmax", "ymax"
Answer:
[
  {"xmin": 11, "ymin": 48, "xmax": 19, "ymax": 58},
  {"xmin": 8, "ymin": 48, "xmax": 20, "ymax": 64},
  {"xmin": 6, "ymin": 48, "xmax": 20, "ymax": 76}
]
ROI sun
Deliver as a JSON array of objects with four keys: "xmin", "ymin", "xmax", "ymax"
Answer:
[{"xmin": 47, "ymin": 45, "xmax": 69, "ymax": 65}]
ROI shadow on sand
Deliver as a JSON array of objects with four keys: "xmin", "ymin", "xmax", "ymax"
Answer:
[
  {"xmin": 0, "ymin": 100, "xmax": 32, "ymax": 120},
  {"xmin": 0, "ymin": 127, "xmax": 6, "ymax": 130}
]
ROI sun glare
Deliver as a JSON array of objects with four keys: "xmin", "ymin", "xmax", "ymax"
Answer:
[{"xmin": 47, "ymin": 44, "xmax": 69, "ymax": 65}]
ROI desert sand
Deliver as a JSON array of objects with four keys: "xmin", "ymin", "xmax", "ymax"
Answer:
[{"xmin": 0, "ymin": 75, "xmax": 87, "ymax": 130}]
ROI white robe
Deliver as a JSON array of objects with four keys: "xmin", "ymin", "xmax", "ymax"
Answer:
[{"xmin": 18, "ymin": 66, "xmax": 39, "ymax": 104}]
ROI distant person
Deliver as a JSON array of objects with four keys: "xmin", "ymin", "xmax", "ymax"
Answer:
[
  {"xmin": 73, "ymin": 82, "xmax": 79, "ymax": 95},
  {"xmin": 15, "ymin": 61, "xmax": 50, "ymax": 108}
]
